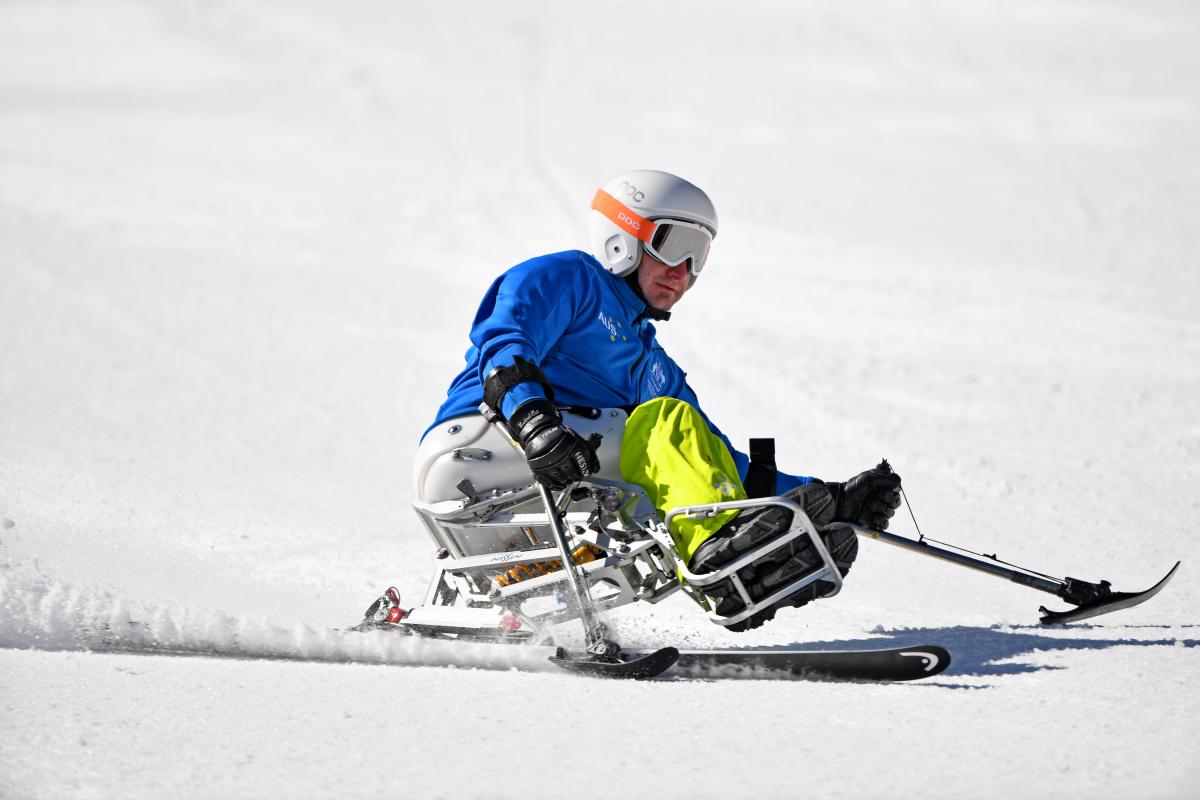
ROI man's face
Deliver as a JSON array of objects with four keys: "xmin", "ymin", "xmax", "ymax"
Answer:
[{"xmin": 636, "ymin": 250, "xmax": 690, "ymax": 312}]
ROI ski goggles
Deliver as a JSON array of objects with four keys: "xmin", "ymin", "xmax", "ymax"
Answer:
[{"xmin": 591, "ymin": 189, "xmax": 714, "ymax": 275}]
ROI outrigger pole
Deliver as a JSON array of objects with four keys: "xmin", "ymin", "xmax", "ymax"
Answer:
[
  {"xmin": 850, "ymin": 524, "xmax": 1180, "ymax": 624},
  {"xmin": 483, "ymin": 407, "xmax": 679, "ymax": 677},
  {"xmin": 532, "ymin": 480, "xmax": 617, "ymax": 656}
]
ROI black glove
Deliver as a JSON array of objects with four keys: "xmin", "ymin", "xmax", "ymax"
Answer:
[
  {"xmin": 826, "ymin": 460, "xmax": 902, "ymax": 530},
  {"xmin": 507, "ymin": 398, "xmax": 600, "ymax": 490}
]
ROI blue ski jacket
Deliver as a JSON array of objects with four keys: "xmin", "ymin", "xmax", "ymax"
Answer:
[{"xmin": 426, "ymin": 250, "xmax": 813, "ymax": 493}]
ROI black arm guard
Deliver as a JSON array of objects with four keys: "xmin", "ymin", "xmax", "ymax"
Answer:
[{"xmin": 482, "ymin": 356, "xmax": 555, "ymax": 419}]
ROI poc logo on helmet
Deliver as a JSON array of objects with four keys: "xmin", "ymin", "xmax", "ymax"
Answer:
[{"xmin": 617, "ymin": 181, "xmax": 645, "ymax": 203}]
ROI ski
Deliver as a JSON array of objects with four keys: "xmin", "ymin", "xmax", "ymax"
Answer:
[
  {"xmin": 549, "ymin": 646, "xmax": 680, "ymax": 680},
  {"xmin": 637, "ymin": 644, "xmax": 951, "ymax": 682},
  {"xmin": 1039, "ymin": 561, "xmax": 1180, "ymax": 625}
]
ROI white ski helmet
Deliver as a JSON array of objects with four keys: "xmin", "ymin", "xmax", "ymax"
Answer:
[{"xmin": 589, "ymin": 169, "xmax": 718, "ymax": 278}]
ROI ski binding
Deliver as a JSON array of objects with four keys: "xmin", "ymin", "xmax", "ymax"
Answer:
[{"xmin": 1038, "ymin": 561, "xmax": 1180, "ymax": 624}]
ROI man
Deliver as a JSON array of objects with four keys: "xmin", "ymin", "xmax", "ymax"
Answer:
[{"xmin": 421, "ymin": 169, "xmax": 901, "ymax": 630}]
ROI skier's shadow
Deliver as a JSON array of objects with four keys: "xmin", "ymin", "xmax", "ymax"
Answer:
[{"xmin": 774, "ymin": 624, "xmax": 1199, "ymax": 680}]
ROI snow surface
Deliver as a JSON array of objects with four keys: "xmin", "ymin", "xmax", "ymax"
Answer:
[{"xmin": 2, "ymin": 0, "xmax": 1199, "ymax": 797}]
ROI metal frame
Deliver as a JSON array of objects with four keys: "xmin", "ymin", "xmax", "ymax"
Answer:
[
  {"xmin": 394, "ymin": 470, "xmax": 853, "ymax": 641},
  {"xmin": 400, "ymin": 476, "xmax": 685, "ymax": 642},
  {"xmin": 665, "ymin": 498, "xmax": 844, "ymax": 627},
  {"xmin": 389, "ymin": 407, "xmax": 849, "ymax": 643}
]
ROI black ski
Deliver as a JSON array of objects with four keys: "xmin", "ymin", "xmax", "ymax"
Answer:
[
  {"xmin": 549, "ymin": 646, "xmax": 680, "ymax": 679},
  {"xmin": 1039, "ymin": 561, "xmax": 1180, "ymax": 625},
  {"xmin": 646, "ymin": 644, "xmax": 950, "ymax": 681}
]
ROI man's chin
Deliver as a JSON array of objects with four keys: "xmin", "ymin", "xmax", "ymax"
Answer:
[{"xmin": 649, "ymin": 294, "xmax": 678, "ymax": 312}]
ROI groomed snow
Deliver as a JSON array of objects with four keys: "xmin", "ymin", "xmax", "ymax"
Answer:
[{"xmin": 2, "ymin": 1, "xmax": 1198, "ymax": 797}]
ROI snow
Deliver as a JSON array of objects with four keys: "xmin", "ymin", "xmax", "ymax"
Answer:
[{"xmin": 2, "ymin": 0, "xmax": 1198, "ymax": 796}]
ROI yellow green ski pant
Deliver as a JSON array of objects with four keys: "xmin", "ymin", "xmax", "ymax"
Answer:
[{"xmin": 619, "ymin": 397, "xmax": 747, "ymax": 563}]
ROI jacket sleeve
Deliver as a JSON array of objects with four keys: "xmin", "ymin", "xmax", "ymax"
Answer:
[
  {"xmin": 469, "ymin": 259, "xmax": 579, "ymax": 418},
  {"xmin": 675, "ymin": 377, "xmax": 815, "ymax": 495}
]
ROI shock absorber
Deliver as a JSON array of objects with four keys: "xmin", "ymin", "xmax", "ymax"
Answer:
[{"xmin": 491, "ymin": 544, "xmax": 604, "ymax": 589}]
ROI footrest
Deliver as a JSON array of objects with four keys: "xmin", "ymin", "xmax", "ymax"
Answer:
[{"xmin": 664, "ymin": 496, "xmax": 845, "ymax": 627}]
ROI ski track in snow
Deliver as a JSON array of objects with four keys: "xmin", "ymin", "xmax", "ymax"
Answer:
[{"xmin": 0, "ymin": 568, "xmax": 556, "ymax": 674}]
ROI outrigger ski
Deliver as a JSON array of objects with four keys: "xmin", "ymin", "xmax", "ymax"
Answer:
[
  {"xmin": 1038, "ymin": 561, "xmax": 1181, "ymax": 624},
  {"xmin": 851, "ymin": 523, "xmax": 1182, "ymax": 627}
]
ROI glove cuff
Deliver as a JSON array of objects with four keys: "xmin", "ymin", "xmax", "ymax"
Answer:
[
  {"xmin": 823, "ymin": 481, "xmax": 846, "ymax": 521},
  {"xmin": 508, "ymin": 398, "xmax": 561, "ymax": 443}
]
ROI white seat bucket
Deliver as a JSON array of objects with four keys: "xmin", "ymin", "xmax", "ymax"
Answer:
[
  {"xmin": 411, "ymin": 408, "xmax": 628, "ymax": 559},
  {"xmin": 413, "ymin": 408, "xmax": 627, "ymax": 504}
]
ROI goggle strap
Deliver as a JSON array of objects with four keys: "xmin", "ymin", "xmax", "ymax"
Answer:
[{"xmin": 591, "ymin": 189, "xmax": 654, "ymax": 243}]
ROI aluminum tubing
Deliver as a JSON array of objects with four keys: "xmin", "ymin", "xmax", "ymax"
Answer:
[
  {"xmin": 850, "ymin": 525, "xmax": 1064, "ymax": 596},
  {"xmin": 535, "ymin": 482, "xmax": 605, "ymax": 639}
]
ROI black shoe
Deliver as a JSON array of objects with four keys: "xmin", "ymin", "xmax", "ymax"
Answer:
[{"xmin": 688, "ymin": 485, "xmax": 856, "ymax": 632}]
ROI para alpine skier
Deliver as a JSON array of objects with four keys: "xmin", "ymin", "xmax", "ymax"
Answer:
[{"xmin": 416, "ymin": 169, "xmax": 902, "ymax": 630}]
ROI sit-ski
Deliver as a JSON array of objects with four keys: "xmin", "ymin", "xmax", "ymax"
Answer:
[{"xmin": 359, "ymin": 408, "xmax": 1179, "ymax": 681}]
